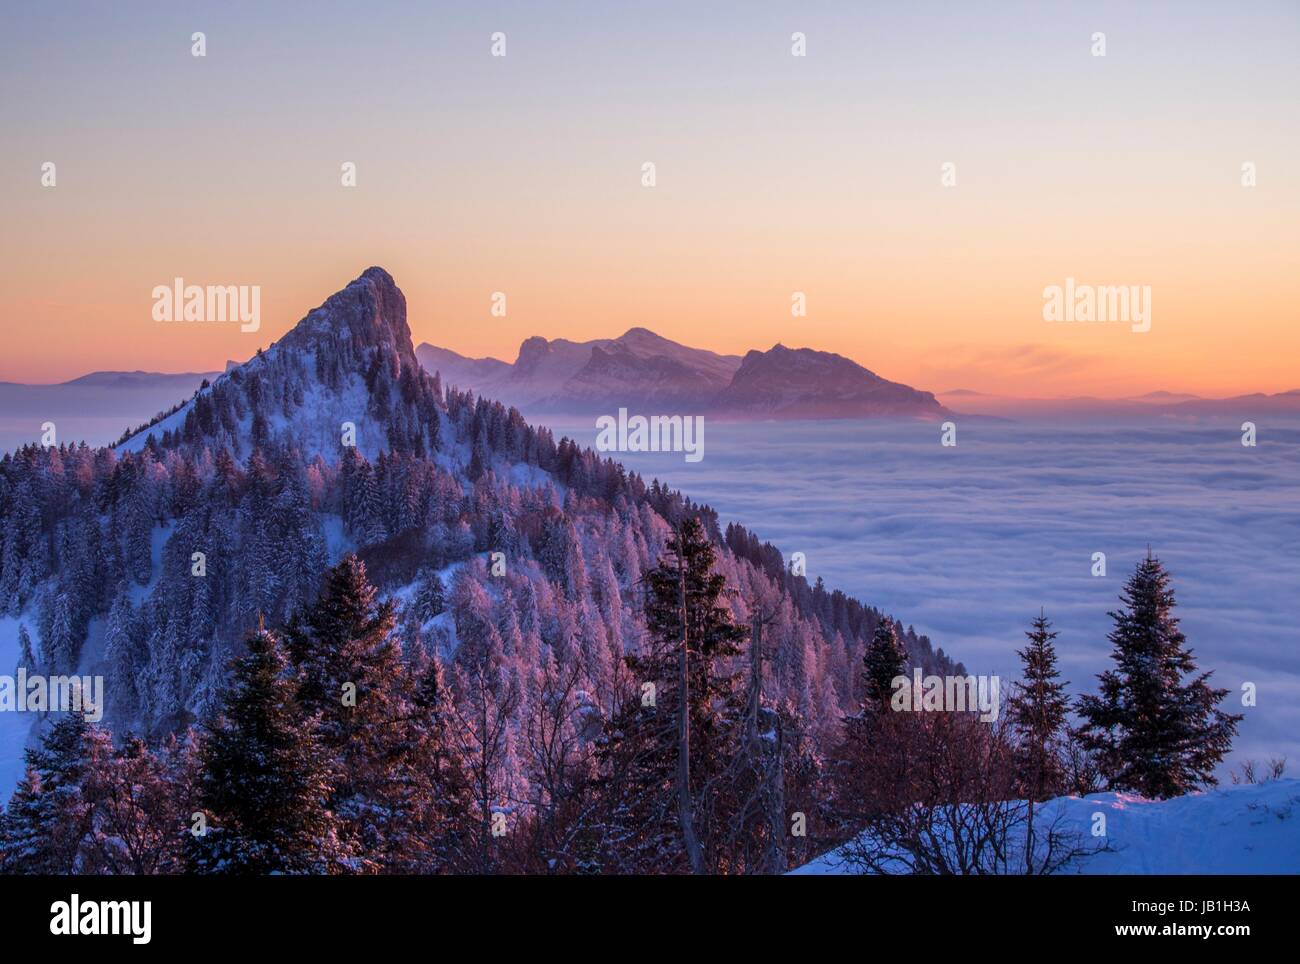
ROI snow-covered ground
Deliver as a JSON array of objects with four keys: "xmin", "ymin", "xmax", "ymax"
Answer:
[
  {"xmin": 793, "ymin": 779, "xmax": 1300, "ymax": 874},
  {"xmin": 0, "ymin": 613, "xmax": 36, "ymax": 798}
]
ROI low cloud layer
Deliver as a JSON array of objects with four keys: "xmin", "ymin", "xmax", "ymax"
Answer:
[{"xmin": 555, "ymin": 415, "xmax": 1300, "ymax": 772}]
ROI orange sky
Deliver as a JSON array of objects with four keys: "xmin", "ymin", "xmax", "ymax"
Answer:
[{"xmin": 2, "ymin": 2, "xmax": 1297, "ymax": 397}]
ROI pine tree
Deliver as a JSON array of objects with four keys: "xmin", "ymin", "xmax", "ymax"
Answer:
[
  {"xmin": 830, "ymin": 617, "xmax": 913, "ymax": 836},
  {"xmin": 861, "ymin": 619, "xmax": 908, "ymax": 710},
  {"xmin": 1076, "ymin": 554, "xmax": 1241, "ymax": 799},
  {"xmin": 411, "ymin": 566, "xmax": 446, "ymax": 622},
  {"xmin": 598, "ymin": 518, "xmax": 747, "ymax": 873},
  {"xmin": 187, "ymin": 626, "xmax": 344, "ymax": 874},
  {"xmin": 42, "ymin": 592, "xmax": 79, "ymax": 673},
  {"xmin": 15, "ymin": 623, "xmax": 35, "ymax": 675},
  {"xmin": 1007, "ymin": 611, "xmax": 1070, "ymax": 801},
  {"xmin": 0, "ymin": 769, "xmax": 53, "ymax": 872},
  {"xmin": 102, "ymin": 592, "xmax": 140, "ymax": 723},
  {"xmin": 0, "ymin": 715, "xmax": 110, "ymax": 873},
  {"xmin": 287, "ymin": 554, "xmax": 432, "ymax": 871}
]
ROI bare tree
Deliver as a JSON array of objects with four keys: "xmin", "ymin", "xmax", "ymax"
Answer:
[
  {"xmin": 519, "ymin": 654, "xmax": 599, "ymax": 872},
  {"xmin": 1231, "ymin": 757, "xmax": 1287, "ymax": 785},
  {"xmin": 839, "ymin": 713, "xmax": 1107, "ymax": 875}
]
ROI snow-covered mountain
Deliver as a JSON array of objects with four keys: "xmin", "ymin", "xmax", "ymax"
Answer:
[
  {"xmin": 1, "ymin": 266, "xmax": 959, "ymax": 806},
  {"xmin": 117, "ymin": 266, "xmax": 439, "ymax": 461},
  {"xmin": 792, "ymin": 779, "xmax": 1300, "ymax": 874},
  {"xmin": 416, "ymin": 328, "xmax": 948, "ymax": 420}
]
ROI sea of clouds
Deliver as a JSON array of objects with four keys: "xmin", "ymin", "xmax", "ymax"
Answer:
[{"xmin": 553, "ymin": 414, "xmax": 1300, "ymax": 774}]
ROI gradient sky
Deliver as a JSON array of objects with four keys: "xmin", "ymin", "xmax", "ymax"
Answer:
[{"xmin": 2, "ymin": 0, "xmax": 1297, "ymax": 396}]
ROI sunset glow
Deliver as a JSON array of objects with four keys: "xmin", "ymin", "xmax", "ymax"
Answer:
[{"xmin": 3, "ymin": 1, "xmax": 1297, "ymax": 397}]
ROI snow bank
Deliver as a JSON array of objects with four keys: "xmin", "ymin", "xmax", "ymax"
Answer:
[{"xmin": 792, "ymin": 779, "xmax": 1300, "ymax": 875}]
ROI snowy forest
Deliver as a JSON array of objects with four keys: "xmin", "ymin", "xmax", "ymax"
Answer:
[{"xmin": 0, "ymin": 269, "xmax": 1243, "ymax": 874}]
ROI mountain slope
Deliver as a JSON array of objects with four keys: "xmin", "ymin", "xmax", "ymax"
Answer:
[
  {"xmin": 1, "ymin": 266, "xmax": 961, "ymax": 793},
  {"xmin": 413, "ymin": 344, "xmax": 510, "ymax": 388}
]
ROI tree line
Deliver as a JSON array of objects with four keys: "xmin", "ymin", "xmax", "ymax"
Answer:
[{"xmin": 0, "ymin": 535, "xmax": 1244, "ymax": 874}]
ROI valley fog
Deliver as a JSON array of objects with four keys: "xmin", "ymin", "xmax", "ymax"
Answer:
[{"xmin": 547, "ymin": 413, "xmax": 1300, "ymax": 770}]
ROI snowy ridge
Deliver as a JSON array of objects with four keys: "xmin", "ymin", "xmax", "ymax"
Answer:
[{"xmin": 117, "ymin": 267, "xmax": 435, "ymax": 462}]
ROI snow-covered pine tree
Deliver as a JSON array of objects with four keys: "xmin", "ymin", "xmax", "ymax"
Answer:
[
  {"xmin": 0, "ymin": 769, "xmax": 53, "ymax": 872},
  {"xmin": 187, "ymin": 625, "xmax": 344, "ymax": 874},
  {"xmin": 0, "ymin": 714, "xmax": 112, "ymax": 873},
  {"xmin": 286, "ymin": 554, "xmax": 427, "ymax": 870},
  {"xmin": 14, "ymin": 622, "xmax": 35, "ymax": 676},
  {"xmin": 1075, "ymin": 554, "xmax": 1241, "ymax": 799},
  {"xmin": 1006, "ymin": 610, "xmax": 1072, "ymax": 874},
  {"xmin": 411, "ymin": 566, "xmax": 446, "ymax": 622},
  {"xmin": 598, "ymin": 518, "xmax": 748, "ymax": 873},
  {"xmin": 102, "ymin": 591, "xmax": 141, "ymax": 723}
]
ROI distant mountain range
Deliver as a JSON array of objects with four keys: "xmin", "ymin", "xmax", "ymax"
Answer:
[
  {"xmin": 4, "ymin": 335, "xmax": 1298, "ymax": 453},
  {"xmin": 0, "ymin": 370, "xmax": 220, "ymax": 452},
  {"xmin": 935, "ymin": 387, "xmax": 1300, "ymax": 418},
  {"xmin": 415, "ymin": 329, "xmax": 950, "ymax": 420}
]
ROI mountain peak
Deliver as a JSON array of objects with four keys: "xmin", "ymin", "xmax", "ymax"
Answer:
[
  {"xmin": 117, "ymin": 268, "xmax": 435, "ymax": 457},
  {"xmin": 280, "ymin": 266, "xmax": 413, "ymax": 363}
]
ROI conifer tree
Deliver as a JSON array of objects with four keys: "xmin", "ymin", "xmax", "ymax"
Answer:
[
  {"xmin": 861, "ymin": 619, "xmax": 908, "ymax": 710},
  {"xmin": 187, "ymin": 626, "xmax": 343, "ymax": 874},
  {"xmin": 0, "ymin": 715, "xmax": 109, "ymax": 873},
  {"xmin": 0, "ymin": 769, "xmax": 53, "ymax": 872},
  {"xmin": 14, "ymin": 623, "xmax": 35, "ymax": 675},
  {"xmin": 1006, "ymin": 611, "xmax": 1071, "ymax": 874},
  {"xmin": 1076, "ymin": 554, "xmax": 1241, "ymax": 799},
  {"xmin": 1007, "ymin": 611, "xmax": 1070, "ymax": 801},
  {"xmin": 598, "ymin": 518, "xmax": 747, "ymax": 873},
  {"xmin": 411, "ymin": 566, "xmax": 446, "ymax": 622},
  {"xmin": 287, "ymin": 554, "xmax": 431, "ymax": 870}
]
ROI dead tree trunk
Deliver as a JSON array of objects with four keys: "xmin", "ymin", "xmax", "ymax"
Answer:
[{"xmin": 676, "ymin": 529, "xmax": 705, "ymax": 875}]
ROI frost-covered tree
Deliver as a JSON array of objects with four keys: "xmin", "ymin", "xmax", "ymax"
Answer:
[
  {"xmin": 598, "ymin": 518, "xmax": 747, "ymax": 874},
  {"xmin": 0, "ymin": 715, "xmax": 112, "ymax": 873},
  {"xmin": 14, "ymin": 623, "xmax": 35, "ymax": 676},
  {"xmin": 286, "ymin": 554, "xmax": 432, "ymax": 871},
  {"xmin": 410, "ymin": 566, "xmax": 446, "ymax": 622}
]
